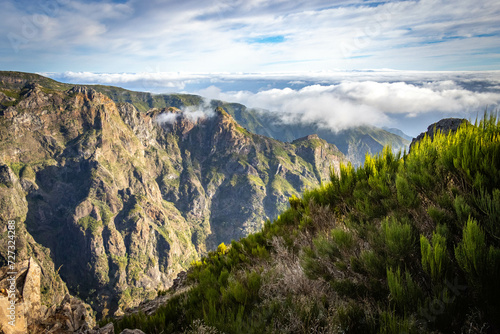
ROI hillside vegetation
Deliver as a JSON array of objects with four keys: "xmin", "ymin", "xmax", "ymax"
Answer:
[{"xmin": 112, "ymin": 114, "xmax": 500, "ymax": 333}]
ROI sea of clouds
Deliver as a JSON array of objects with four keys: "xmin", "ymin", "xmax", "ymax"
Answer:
[{"xmin": 44, "ymin": 71, "xmax": 500, "ymax": 136}]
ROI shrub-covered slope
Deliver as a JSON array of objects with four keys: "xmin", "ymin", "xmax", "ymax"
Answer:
[{"xmin": 113, "ymin": 115, "xmax": 500, "ymax": 333}]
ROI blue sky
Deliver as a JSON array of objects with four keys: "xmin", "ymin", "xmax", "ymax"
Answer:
[
  {"xmin": 1, "ymin": 0, "xmax": 500, "ymax": 135},
  {"xmin": 1, "ymin": 0, "xmax": 500, "ymax": 73}
]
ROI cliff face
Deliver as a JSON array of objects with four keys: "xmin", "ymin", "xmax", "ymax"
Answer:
[
  {"xmin": 209, "ymin": 102, "xmax": 410, "ymax": 167},
  {"xmin": 0, "ymin": 72, "xmax": 344, "ymax": 319},
  {"xmin": 409, "ymin": 118, "xmax": 468, "ymax": 152}
]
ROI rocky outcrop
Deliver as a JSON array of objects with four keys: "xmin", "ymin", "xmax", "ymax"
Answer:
[
  {"xmin": 0, "ymin": 257, "xmax": 96, "ymax": 333},
  {"xmin": 293, "ymin": 134, "xmax": 343, "ymax": 179},
  {"xmin": 170, "ymin": 270, "xmax": 188, "ymax": 291},
  {"xmin": 29, "ymin": 293, "xmax": 95, "ymax": 333},
  {"xmin": 410, "ymin": 118, "xmax": 468, "ymax": 152}
]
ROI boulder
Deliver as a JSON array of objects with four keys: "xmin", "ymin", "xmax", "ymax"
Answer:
[{"xmin": 120, "ymin": 329, "xmax": 146, "ymax": 334}]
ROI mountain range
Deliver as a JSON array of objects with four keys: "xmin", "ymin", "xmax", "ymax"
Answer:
[{"xmin": 0, "ymin": 71, "xmax": 409, "ymax": 328}]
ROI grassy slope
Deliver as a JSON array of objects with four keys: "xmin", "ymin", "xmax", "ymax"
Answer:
[
  {"xmin": 0, "ymin": 71, "xmax": 203, "ymax": 112},
  {"xmin": 112, "ymin": 115, "xmax": 500, "ymax": 333}
]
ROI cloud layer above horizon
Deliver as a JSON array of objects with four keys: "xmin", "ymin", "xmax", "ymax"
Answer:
[
  {"xmin": 198, "ymin": 76, "xmax": 500, "ymax": 134},
  {"xmin": 44, "ymin": 70, "xmax": 500, "ymax": 136},
  {"xmin": 1, "ymin": 0, "xmax": 500, "ymax": 72}
]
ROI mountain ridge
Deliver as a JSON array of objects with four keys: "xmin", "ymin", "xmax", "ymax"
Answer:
[
  {"xmin": 1, "ymin": 71, "xmax": 409, "ymax": 166},
  {"xmin": 0, "ymin": 72, "xmax": 345, "ymax": 327}
]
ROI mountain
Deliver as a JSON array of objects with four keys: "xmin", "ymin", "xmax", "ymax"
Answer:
[
  {"xmin": 200, "ymin": 101, "xmax": 410, "ymax": 166},
  {"xmin": 8, "ymin": 72, "xmax": 409, "ymax": 165},
  {"xmin": 409, "ymin": 118, "xmax": 468, "ymax": 152},
  {"xmin": 84, "ymin": 86, "xmax": 410, "ymax": 166},
  {"xmin": 8, "ymin": 73, "xmax": 407, "ymax": 166},
  {"xmin": 382, "ymin": 126, "xmax": 413, "ymax": 142},
  {"xmin": 111, "ymin": 116, "xmax": 500, "ymax": 334},
  {"xmin": 0, "ymin": 71, "xmax": 344, "ymax": 325}
]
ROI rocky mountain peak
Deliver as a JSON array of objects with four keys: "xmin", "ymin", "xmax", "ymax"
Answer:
[
  {"xmin": 410, "ymin": 118, "xmax": 468, "ymax": 151},
  {"xmin": 68, "ymin": 85, "xmax": 98, "ymax": 99},
  {"xmin": 292, "ymin": 134, "xmax": 321, "ymax": 143}
]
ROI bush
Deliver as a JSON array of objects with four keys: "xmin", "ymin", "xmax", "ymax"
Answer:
[
  {"xmin": 396, "ymin": 174, "xmax": 419, "ymax": 208},
  {"xmin": 386, "ymin": 267, "xmax": 421, "ymax": 312},
  {"xmin": 381, "ymin": 217, "xmax": 414, "ymax": 265},
  {"xmin": 420, "ymin": 232, "xmax": 448, "ymax": 281},
  {"xmin": 455, "ymin": 216, "xmax": 500, "ymax": 303},
  {"xmin": 455, "ymin": 217, "xmax": 489, "ymax": 280}
]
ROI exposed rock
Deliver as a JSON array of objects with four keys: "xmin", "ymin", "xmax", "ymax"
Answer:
[
  {"xmin": 0, "ymin": 257, "xmax": 95, "ymax": 333},
  {"xmin": 23, "ymin": 257, "xmax": 42, "ymax": 324},
  {"xmin": 120, "ymin": 329, "xmax": 146, "ymax": 334},
  {"xmin": 68, "ymin": 86, "xmax": 98, "ymax": 100},
  {"xmin": 170, "ymin": 270, "xmax": 188, "ymax": 291},
  {"xmin": 95, "ymin": 322, "xmax": 115, "ymax": 334},
  {"xmin": 0, "ymin": 163, "xmax": 15, "ymax": 188},
  {"xmin": 410, "ymin": 118, "xmax": 468, "ymax": 152},
  {"xmin": 292, "ymin": 134, "xmax": 321, "ymax": 142},
  {"xmin": 28, "ymin": 293, "xmax": 95, "ymax": 333},
  {"xmin": 2, "ymin": 107, "xmax": 17, "ymax": 119}
]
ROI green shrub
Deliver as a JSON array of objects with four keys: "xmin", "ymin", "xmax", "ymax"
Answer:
[
  {"xmin": 396, "ymin": 174, "xmax": 419, "ymax": 208},
  {"xmin": 453, "ymin": 195, "xmax": 471, "ymax": 223},
  {"xmin": 455, "ymin": 217, "xmax": 500, "ymax": 297},
  {"xmin": 333, "ymin": 302, "xmax": 374, "ymax": 333},
  {"xmin": 331, "ymin": 228, "xmax": 354, "ymax": 250},
  {"xmin": 455, "ymin": 217, "xmax": 488, "ymax": 279},
  {"xmin": 386, "ymin": 267, "xmax": 421, "ymax": 312},
  {"xmin": 475, "ymin": 188, "xmax": 500, "ymax": 240},
  {"xmin": 381, "ymin": 217, "xmax": 414, "ymax": 264},
  {"xmin": 360, "ymin": 250, "xmax": 386, "ymax": 278},
  {"xmin": 78, "ymin": 216, "xmax": 102, "ymax": 234},
  {"xmin": 420, "ymin": 232, "xmax": 448, "ymax": 281},
  {"xmin": 378, "ymin": 311, "xmax": 417, "ymax": 334}
]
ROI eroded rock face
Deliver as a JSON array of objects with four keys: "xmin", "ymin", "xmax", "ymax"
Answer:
[
  {"xmin": 0, "ymin": 256, "xmax": 97, "ymax": 333},
  {"xmin": 410, "ymin": 118, "xmax": 469, "ymax": 152},
  {"xmin": 0, "ymin": 73, "xmax": 345, "ymax": 320},
  {"xmin": 29, "ymin": 293, "xmax": 96, "ymax": 333}
]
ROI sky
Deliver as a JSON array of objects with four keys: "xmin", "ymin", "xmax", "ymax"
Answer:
[{"xmin": 1, "ymin": 0, "xmax": 500, "ymax": 136}]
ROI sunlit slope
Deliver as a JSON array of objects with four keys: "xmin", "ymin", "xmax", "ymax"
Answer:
[{"xmin": 114, "ymin": 115, "xmax": 500, "ymax": 334}]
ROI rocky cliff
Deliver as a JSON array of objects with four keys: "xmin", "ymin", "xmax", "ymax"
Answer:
[
  {"xmin": 0, "ymin": 72, "xmax": 344, "ymax": 322},
  {"xmin": 409, "ymin": 117, "xmax": 468, "ymax": 152}
]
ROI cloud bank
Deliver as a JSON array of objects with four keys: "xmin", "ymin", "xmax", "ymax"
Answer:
[
  {"xmin": 45, "ymin": 70, "xmax": 500, "ymax": 135},
  {"xmin": 197, "ymin": 78, "xmax": 500, "ymax": 133}
]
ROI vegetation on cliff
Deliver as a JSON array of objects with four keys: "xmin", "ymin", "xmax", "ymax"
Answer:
[{"xmin": 112, "ymin": 114, "xmax": 500, "ymax": 333}]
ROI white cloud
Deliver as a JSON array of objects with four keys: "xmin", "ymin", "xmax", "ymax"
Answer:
[
  {"xmin": 194, "ymin": 75, "xmax": 500, "ymax": 132},
  {"xmin": 156, "ymin": 112, "xmax": 178, "ymax": 125},
  {"xmin": 156, "ymin": 101, "xmax": 215, "ymax": 125},
  {"xmin": 2, "ymin": 0, "xmax": 500, "ymax": 72},
  {"xmin": 35, "ymin": 70, "xmax": 500, "ymax": 135}
]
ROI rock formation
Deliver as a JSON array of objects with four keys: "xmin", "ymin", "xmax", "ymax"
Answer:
[{"xmin": 409, "ymin": 118, "xmax": 469, "ymax": 152}]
